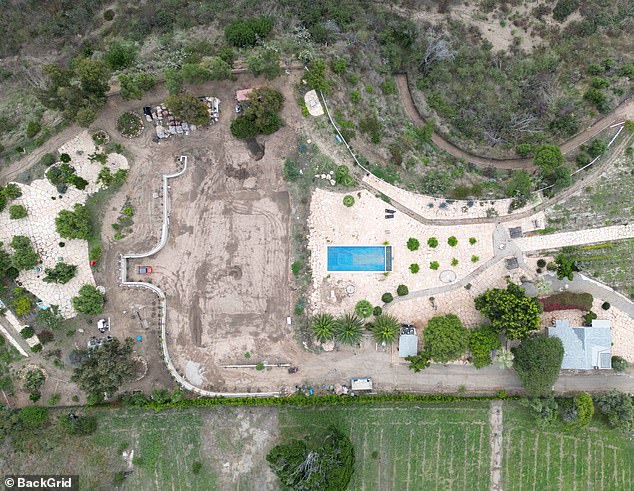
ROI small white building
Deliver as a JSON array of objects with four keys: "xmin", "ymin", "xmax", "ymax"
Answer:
[{"xmin": 351, "ymin": 378, "xmax": 373, "ymax": 391}]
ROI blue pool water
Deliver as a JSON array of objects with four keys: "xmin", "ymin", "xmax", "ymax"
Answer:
[{"xmin": 327, "ymin": 246, "xmax": 392, "ymax": 272}]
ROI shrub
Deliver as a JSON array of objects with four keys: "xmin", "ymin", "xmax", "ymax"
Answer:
[
  {"xmin": 381, "ymin": 292, "xmax": 393, "ymax": 303},
  {"xmin": 587, "ymin": 139, "xmax": 608, "ymax": 158},
  {"xmin": 396, "ymin": 285, "xmax": 409, "ymax": 297},
  {"xmin": 332, "ymin": 58, "xmax": 347, "ymax": 75},
  {"xmin": 9, "ymin": 204, "xmax": 27, "ymax": 219},
  {"xmin": 601, "ymin": 302, "xmax": 610, "ymax": 310},
  {"xmin": 409, "ymin": 263, "xmax": 420, "ymax": 273},
  {"xmin": 595, "ymin": 390, "xmax": 634, "ymax": 431},
  {"xmin": 116, "ymin": 112, "xmax": 144, "ymax": 137},
  {"xmin": 553, "ymin": 0, "xmax": 579, "ymax": 21},
  {"xmin": 43, "ymin": 262, "xmax": 77, "ymax": 284},
  {"xmin": 424, "ymin": 314, "xmax": 469, "ymax": 363},
  {"xmin": 165, "ymin": 95, "xmax": 209, "ymax": 126},
  {"xmin": 516, "ymin": 143, "xmax": 533, "ymax": 157},
  {"xmin": 468, "ymin": 325, "xmax": 501, "ymax": 368},
  {"xmin": 427, "ymin": 237, "xmax": 438, "ymax": 248},
  {"xmin": 10, "ymin": 235, "xmax": 40, "ymax": 270},
  {"xmin": 555, "ymin": 254, "xmax": 578, "ymax": 280},
  {"xmin": 611, "ymin": 356, "xmax": 629, "ymax": 372},
  {"xmin": 14, "ymin": 296, "xmax": 31, "ymax": 316},
  {"xmin": 20, "ymin": 325, "xmax": 35, "ymax": 339},
  {"xmin": 513, "ymin": 336, "xmax": 564, "ymax": 397},
  {"xmin": 26, "ymin": 121, "xmax": 41, "ymax": 138},
  {"xmin": 471, "ymin": 255, "xmax": 480, "ymax": 263},
  {"xmin": 343, "ymin": 195, "xmax": 355, "ymax": 207},
  {"xmin": 103, "ymin": 9, "xmax": 115, "ymax": 21},
  {"xmin": 429, "ymin": 261, "xmax": 439, "ymax": 270},
  {"xmin": 406, "ymin": 238, "xmax": 420, "ymax": 251},
  {"xmin": 354, "ymin": 300, "xmax": 373, "ymax": 318},
  {"xmin": 469, "ymin": 237, "xmax": 477, "ymax": 245},
  {"xmin": 533, "ymin": 145, "xmax": 564, "ymax": 174},
  {"xmin": 575, "ymin": 151, "xmax": 591, "ymax": 167},
  {"xmin": 105, "ymin": 41, "xmax": 137, "ymax": 70},
  {"xmin": 380, "ymin": 80, "xmax": 397, "ymax": 95},
  {"xmin": 372, "ymin": 306, "xmax": 382, "ymax": 316},
  {"xmin": 451, "ymin": 258, "xmax": 459, "ymax": 267},
  {"xmin": 335, "ymin": 165, "xmax": 354, "ymax": 186},
  {"xmin": 19, "ymin": 406, "xmax": 48, "ymax": 427},
  {"xmin": 539, "ymin": 292, "xmax": 593, "ymax": 312},
  {"xmin": 537, "ymin": 259, "xmax": 547, "ymax": 268}
]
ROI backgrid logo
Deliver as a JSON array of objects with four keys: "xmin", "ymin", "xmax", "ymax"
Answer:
[{"xmin": 4, "ymin": 475, "xmax": 78, "ymax": 490}]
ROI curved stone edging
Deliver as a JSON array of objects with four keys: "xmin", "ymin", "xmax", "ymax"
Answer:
[{"xmin": 120, "ymin": 155, "xmax": 279, "ymax": 398}]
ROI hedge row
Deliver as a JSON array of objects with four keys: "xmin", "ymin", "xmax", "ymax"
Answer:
[
  {"xmin": 540, "ymin": 292, "xmax": 593, "ymax": 312},
  {"xmin": 141, "ymin": 392, "xmax": 519, "ymax": 412}
]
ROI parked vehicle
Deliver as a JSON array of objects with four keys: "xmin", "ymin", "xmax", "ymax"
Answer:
[
  {"xmin": 138, "ymin": 266, "xmax": 153, "ymax": 274},
  {"xmin": 97, "ymin": 318, "xmax": 110, "ymax": 333}
]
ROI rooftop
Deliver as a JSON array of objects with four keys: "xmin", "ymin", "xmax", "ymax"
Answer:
[{"xmin": 549, "ymin": 319, "xmax": 612, "ymax": 370}]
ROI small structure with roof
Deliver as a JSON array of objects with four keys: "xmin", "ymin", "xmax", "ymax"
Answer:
[
  {"xmin": 351, "ymin": 377, "xmax": 373, "ymax": 392},
  {"xmin": 548, "ymin": 319, "xmax": 612, "ymax": 370},
  {"xmin": 235, "ymin": 88, "xmax": 254, "ymax": 103},
  {"xmin": 304, "ymin": 89, "xmax": 324, "ymax": 116},
  {"xmin": 398, "ymin": 324, "xmax": 418, "ymax": 358}
]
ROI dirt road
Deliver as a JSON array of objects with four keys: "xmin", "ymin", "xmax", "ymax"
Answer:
[{"xmin": 396, "ymin": 73, "xmax": 633, "ymax": 170}]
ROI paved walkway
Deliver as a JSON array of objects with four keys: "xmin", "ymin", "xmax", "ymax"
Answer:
[
  {"xmin": 515, "ymin": 224, "xmax": 634, "ymax": 252},
  {"xmin": 489, "ymin": 401, "xmax": 503, "ymax": 491}
]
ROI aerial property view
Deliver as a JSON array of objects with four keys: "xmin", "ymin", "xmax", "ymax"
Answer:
[{"xmin": 0, "ymin": 1, "xmax": 633, "ymax": 490}]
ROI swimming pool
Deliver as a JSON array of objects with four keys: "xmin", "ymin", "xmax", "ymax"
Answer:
[{"xmin": 327, "ymin": 246, "xmax": 392, "ymax": 272}]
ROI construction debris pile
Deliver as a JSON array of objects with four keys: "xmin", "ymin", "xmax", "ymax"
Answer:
[{"xmin": 145, "ymin": 96, "xmax": 220, "ymax": 140}]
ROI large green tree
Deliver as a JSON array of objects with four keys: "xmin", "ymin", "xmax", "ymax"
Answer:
[
  {"xmin": 423, "ymin": 314, "xmax": 469, "ymax": 363},
  {"xmin": 10, "ymin": 236, "xmax": 39, "ymax": 270},
  {"xmin": 474, "ymin": 283, "xmax": 541, "ymax": 339},
  {"xmin": 71, "ymin": 337, "xmax": 136, "ymax": 401},
  {"xmin": 266, "ymin": 426, "xmax": 354, "ymax": 491},
  {"xmin": 533, "ymin": 144, "xmax": 564, "ymax": 174},
  {"xmin": 71, "ymin": 284, "xmax": 104, "ymax": 315},
  {"xmin": 595, "ymin": 390, "xmax": 634, "ymax": 432},
  {"xmin": 55, "ymin": 204, "xmax": 92, "ymax": 240},
  {"xmin": 512, "ymin": 336, "xmax": 564, "ymax": 397},
  {"xmin": 230, "ymin": 86, "xmax": 284, "ymax": 139}
]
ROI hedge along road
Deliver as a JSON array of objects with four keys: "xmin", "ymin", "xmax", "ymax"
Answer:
[{"xmin": 395, "ymin": 73, "xmax": 634, "ymax": 170}]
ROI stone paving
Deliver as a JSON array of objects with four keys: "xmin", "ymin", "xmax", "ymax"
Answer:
[
  {"xmin": 307, "ymin": 188, "xmax": 496, "ymax": 314},
  {"xmin": 0, "ymin": 131, "xmax": 128, "ymax": 318},
  {"xmin": 514, "ymin": 223, "xmax": 634, "ymax": 252}
]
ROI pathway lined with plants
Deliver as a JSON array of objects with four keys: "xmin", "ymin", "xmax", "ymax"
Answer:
[
  {"xmin": 489, "ymin": 401, "xmax": 503, "ymax": 491},
  {"xmin": 396, "ymin": 73, "xmax": 634, "ymax": 170},
  {"xmin": 515, "ymin": 223, "xmax": 634, "ymax": 252}
]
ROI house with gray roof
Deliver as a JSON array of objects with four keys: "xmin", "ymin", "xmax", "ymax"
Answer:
[
  {"xmin": 398, "ymin": 325, "xmax": 419, "ymax": 358},
  {"xmin": 548, "ymin": 319, "xmax": 612, "ymax": 370}
]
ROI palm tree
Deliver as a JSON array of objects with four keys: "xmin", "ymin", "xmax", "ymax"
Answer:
[
  {"xmin": 334, "ymin": 313, "xmax": 364, "ymax": 345},
  {"xmin": 311, "ymin": 313, "xmax": 336, "ymax": 342},
  {"xmin": 370, "ymin": 314, "xmax": 400, "ymax": 344},
  {"xmin": 494, "ymin": 348, "xmax": 514, "ymax": 369}
]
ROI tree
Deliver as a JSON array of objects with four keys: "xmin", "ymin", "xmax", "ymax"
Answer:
[
  {"xmin": 595, "ymin": 390, "xmax": 634, "ymax": 431},
  {"xmin": 43, "ymin": 262, "xmax": 77, "ymax": 284},
  {"xmin": 468, "ymin": 325, "xmax": 501, "ymax": 368},
  {"xmin": 56, "ymin": 204, "xmax": 92, "ymax": 240},
  {"xmin": 164, "ymin": 68, "xmax": 183, "ymax": 95},
  {"xmin": 555, "ymin": 254, "xmax": 578, "ymax": 280},
  {"xmin": 370, "ymin": 314, "xmax": 400, "ymax": 344},
  {"xmin": 533, "ymin": 145, "xmax": 564, "ymax": 175},
  {"xmin": 225, "ymin": 17, "xmax": 274, "ymax": 48},
  {"xmin": 105, "ymin": 41, "xmax": 137, "ymax": 70},
  {"xmin": 267, "ymin": 426, "xmax": 354, "ymax": 491},
  {"xmin": 10, "ymin": 235, "xmax": 40, "ymax": 270},
  {"xmin": 420, "ymin": 29, "xmax": 455, "ymax": 73},
  {"xmin": 354, "ymin": 300, "xmax": 373, "ymax": 319},
  {"xmin": 181, "ymin": 63, "xmax": 213, "ymax": 84},
  {"xmin": 474, "ymin": 283, "xmax": 541, "ymax": 340},
  {"xmin": 423, "ymin": 314, "xmax": 468, "ymax": 363},
  {"xmin": 71, "ymin": 337, "xmax": 136, "ymax": 401},
  {"xmin": 506, "ymin": 170, "xmax": 532, "ymax": 197},
  {"xmin": 119, "ymin": 73, "xmax": 156, "ymax": 100},
  {"xmin": 247, "ymin": 48, "xmax": 282, "ymax": 80},
  {"xmin": 305, "ymin": 60, "xmax": 331, "ymax": 94},
  {"xmin": 406, "ymin": 238, "xmax": 420, "ymax": 251},
  {"xmin": 512, "ymin": 336, "xmax": 564, "ymax": 397},
  {"xmin": 72, "ymin": 284, "xmax": 104, "ymax": 315},
  {"xmin": 551, "ymin": 165, "xmax": 572, "ymax": 191},
  {"xmin": 334, "ymin": 314, "xmax": 364, "ymax": 345},
  {"xmin": 8, "ymin": 204, "xmax": 27, "ymax": 219},
  {"xmin": 405, "ymin": 350, "xmax": 432, "ymax": 372},
  {"xmin": 204, "ymin": 57, "xmax": 232, "ymax": 80},
  {"xmin": 230, "ymin": 87, "xmax": 284, "ymax": 139},
  {"xmin": 311, "ymin": 313, "xmax": 336, "ymax": 342},
  {"xmin": 75, "ymin": 58, "xmax": 110, "ymax": 100},
  {"xmin": 165, "ymin": 94, "xmax": 209, "ymax": 125}
]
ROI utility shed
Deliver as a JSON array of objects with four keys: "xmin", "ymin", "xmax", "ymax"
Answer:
[
  {"xmin": 399, "ymin": 325, "xmax": 418, "ymax": 358},
  {"xmin": 548, "ymin": 319, "xmax": 612, "ymax": 370}
]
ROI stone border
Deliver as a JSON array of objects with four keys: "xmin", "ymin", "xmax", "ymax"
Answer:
[{"xmin": 119, "ymin": 156, "xmax": 279, "ymax": 398}]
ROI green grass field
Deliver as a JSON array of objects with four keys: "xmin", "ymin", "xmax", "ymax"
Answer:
[
  {"xmin": 503, "ymin": 404, "xmax": 634, "ymax": 491},
  {"xmin": 278, "ymin": 401, "xmax": 492, "ymax": 491},
  {"xmin": 2, "ymin": 401, "xmax": 633, "ymax": 490}
]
